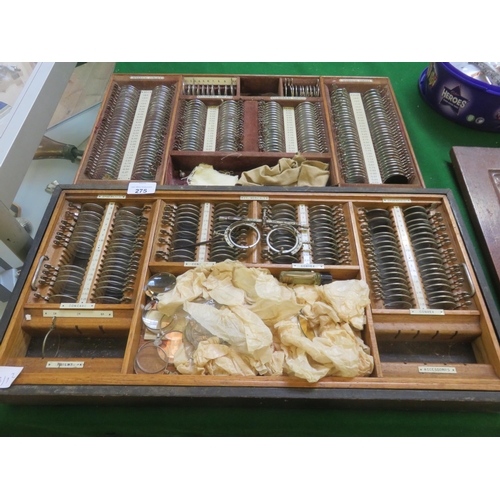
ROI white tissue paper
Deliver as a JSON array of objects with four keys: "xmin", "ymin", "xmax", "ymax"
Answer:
[{"xmin": 158, "ymin": 260, "xmax": 373, "ymax": 382}]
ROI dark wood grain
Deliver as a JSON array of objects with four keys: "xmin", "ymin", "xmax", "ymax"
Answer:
[{"xmin": 451, "ymin": 146, "xmax": 500, "ymax": 295}]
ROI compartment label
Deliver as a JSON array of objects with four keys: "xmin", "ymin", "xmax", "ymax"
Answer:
[
  {"xmin": 44, "ymin": 310, "xmax": 113, "ymax": 318},
  {"xmin": 339, "ymin": 79, "xmax": 374, "ymax": 83},
  {"xmin": 297, "ymin": 204, "xmax": 312, "ymax": 265},
  {"xmin": 350, "ymin": 93, "xmax": 382, "ymax": 184},
  {"xmin": 292, "ymin": 263, "xmax": 325, "ymax": 269},
  {"xmin": 118, "ymin": 90, "xmax": 152, "ymax": 180},
  {"xmin": 410, "ymin": 309, "xmax": 445, "ymax": 316},
  {"xmin": 79, "ymin": 203, "xmax": 115, "ymax": 303},
  {"xmin": 418, "ymin": 366, "xmax": 457, "ymax": 374},
  {"xmin": 46, "ymin": 362, "xmax": 85, "ymax": 369},
  {"xmin": 197, "ymin": 203, "xmax": 212, "ymax": 262},
  {"xmin": 130, "ymin": 76, "xmax": 164, "ymax": 80},
  {"xmin": 60, "ymin": 303, "xmax": 96, "ymax": 310},
  {"xmin": 271, "ymin": 96, "xmax": 306, "ymax": 101},
  {"xmin": 393, "ymin": 207, "xmax": 427, "ymax": 310},
  {"xmin": 203, "ymin": 106, "xmax": 219, "ymax": 152},
  {"xmin": 283, "ymin": 107, "xmax": 298, "ymax": 153},
  {"xmin": 382, "ymin": 198, "xmax": 412, "ymax": 203}
]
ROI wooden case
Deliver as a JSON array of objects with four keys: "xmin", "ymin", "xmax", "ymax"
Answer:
[
  {"xmin": 74, "ymin": 74, "xmax": 424, "ymax": 189},
  {"xmin": 450, "ymin": 146, "xmax": 500, "ymax": 297},
  {"xmin": 1, "ymin": 185, "xmax": 499, "ymax": 409}
]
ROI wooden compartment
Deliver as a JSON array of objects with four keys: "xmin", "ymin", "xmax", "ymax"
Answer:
[
  {"xmin": 74, "ymin": 74, "xmax": 181, "ymax": 185},
  {"xmin": 150, "ymin": 191, "xmax": 357, "ymax": 271},
  {"xmin": 323, "ymin": 76, "xmax": 424, "ymax": 188},
  {"xmin": 1, "ymin": 186, "xmax": 500, "ymax": 408},
  {"xmin": 73, "ymin": 73, "xmax": 424, "ymax": 191}
]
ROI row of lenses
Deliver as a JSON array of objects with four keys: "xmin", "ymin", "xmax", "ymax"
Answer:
[
  {"xmin": 258, "ymin": 101, "xmax": 286, "ymax": 152},
  {"xmin": 360, "ymin": 208, "xmax": 414, "ymax": 309},
  {"xmin": 85, "ymin": 84, "xmax": 176, "ymax": 180},
  {"xmin": 131, "ymin": 85, "xmax": 176, "ymax": 180},
  {"xmin": 258, "ymin": 101, "xmax": 328, "ymax": 153},
  {"xmin": 175, "ymin": 99, "xmax": 207, "ymax": 151},
  {"xmin": 295, "ymin": 101, "xmax": 328, "ymax": 154},
  {"xmin": 37, "ymin": 264, "xmax": 86, "ymax": 304},
  {"xmin": 35, "ymin": 203, "xmax": 106, "ymax": 303},
  {"xmin": 175, "ymin": 99, "xmax": 245, "ymax": 152},
  {"xmin": 156, "ymin": 204, "xmax": 201, "ymax": 262},
  {"xmin": 89, "ymin": 85, "xmax": 141, "ymax": 179},
  {"xmin": 330, "ymin": 87, "xmax": 416, "ymax": 184},
  {"xmin": 330, "ymin": 87, "xmax": 368, "ymax": 183},
  {"xmin": 377, "ymin": 89, "xmax": 414, "ymax": 181},
  {"xmin": 84, "ymin": 84, "xmax": 122, "ymax": 179},
  {"xmin": 216, "ymin": 100, "xmax": 244, "ymax": 152},
  {"xmin": 363, "ymin": 89, "xmax": 412, "ymax": 184},
  {"xmin": 92, "ymin": 206, "xmax": 148, "ymax": 304},
  {"xmin": 309, "ymin": 204, "xmax": 351, "ymax": 265},
  {"xmin": 360, "ymin": 205, "xmax": 472, "ymax": 310},
  {"xmin": 403, "ymin": 206, "xmax": 469, "ymax": 310}
]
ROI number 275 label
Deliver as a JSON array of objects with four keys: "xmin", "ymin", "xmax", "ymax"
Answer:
[{"xmin": 127, "ymin": 182, "xmax": 157, "ymax": 195}]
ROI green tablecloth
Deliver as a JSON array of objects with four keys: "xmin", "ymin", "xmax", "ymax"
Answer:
[{"xmin": 2, "ymin": 62, "xmax": 500, "ymax": 436}]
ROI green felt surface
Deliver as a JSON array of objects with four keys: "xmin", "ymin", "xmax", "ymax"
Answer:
[
  {"xmin": 2, "ymin": 404, "xmax": 500, "ymax": 436},
  {"xmin": 2, "ymin": 62, "xmax": 500, "ymax": 436}
]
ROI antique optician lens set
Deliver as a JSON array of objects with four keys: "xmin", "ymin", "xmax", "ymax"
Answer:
[{"xmin": 1, "ymin": 72, "xmax": 499, "ymax": 406}]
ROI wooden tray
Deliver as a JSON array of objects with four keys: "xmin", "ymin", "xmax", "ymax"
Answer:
[
  {"xmin": 1, "ymin": 185, "xmax": 499, "ymax": 409},
  {"xmin": 74, "ymin": 74, "xmax": 424, "ymax": 189}
]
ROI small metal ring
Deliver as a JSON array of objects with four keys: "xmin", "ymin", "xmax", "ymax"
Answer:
[
  {"xmin": 266, "ymin": 225, "xmax": 302, "ymax": 255},
  {"xmin": 224, "ymin": 221, "xmax": 261, "ymax": 249}
]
